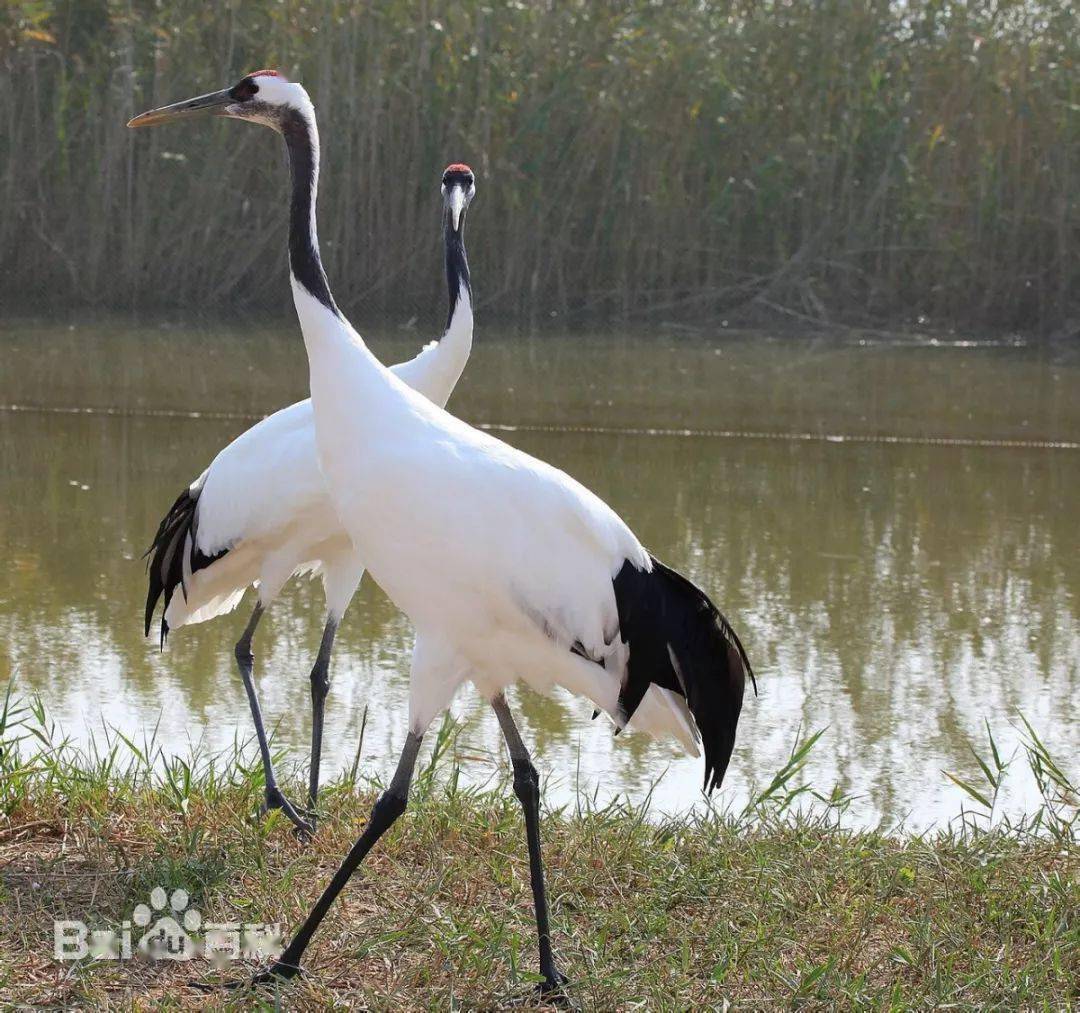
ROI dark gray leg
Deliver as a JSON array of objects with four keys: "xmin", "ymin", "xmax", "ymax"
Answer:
[
  {"xmin": 492, "ymin": 694, "xmax": 568, "ymax": 994},
  {"xmin": 253, "ymin": 731, "xmax": 424, "ymax": 982},
  {"xmin": 235, "ymin": 604, "xmax": 313, "ymax": 837},
  {"xmin": 307, "ymin": 617, "xmax": 338, "ymax": 826}
]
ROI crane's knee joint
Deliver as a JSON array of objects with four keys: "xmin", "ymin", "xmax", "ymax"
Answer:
[
  {"xmin": 511, "ymin": 759, "xmax": 539, "ymax": 801},
  {"xmin": 371, "ymin": 790, "xmax": 407, "ymax": 829},
  {"xmin": 310, "ymin": 669, "xmax": 330, "ymax": 699},
  {"xmin": 234, "ymin": 641, "xmax": 254, "ymax": 666}
]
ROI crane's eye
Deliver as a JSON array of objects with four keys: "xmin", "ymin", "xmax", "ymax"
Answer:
[{"xmin": 231, "ymin": 79, "xmax": 259, "ymax": 102}]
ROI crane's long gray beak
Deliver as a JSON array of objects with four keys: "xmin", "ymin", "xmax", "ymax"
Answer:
[
  {"xmin": 127, "ymin": 88, "xmax": 234, "ymax": 129},
  {"xmin": 446, "ymin": 185, "xmax": 467, "ymax": 231}
]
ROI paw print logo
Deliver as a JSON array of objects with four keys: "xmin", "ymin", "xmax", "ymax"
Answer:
[{"xmin": 134, "ymin": 886, "xmax": 201, "ymax": 961}]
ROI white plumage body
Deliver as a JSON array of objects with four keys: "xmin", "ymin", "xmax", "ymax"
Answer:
[
  {"xmin": 293, "ymin": 290, "xmax": 699, "ymax": 752},
  {"xmin": 163, "ymin": 300, "xmax": 472, "ymax": 632}
]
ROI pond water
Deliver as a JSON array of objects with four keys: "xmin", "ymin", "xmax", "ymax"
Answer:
[{"xmin": 1, "ymin": 317, "xmax": 1077, "ymax": 829}]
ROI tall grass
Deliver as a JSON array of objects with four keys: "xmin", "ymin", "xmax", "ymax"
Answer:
[
  {"xmin": 3, "ymin": 678, "xmax": 1075, "ymax": 842},
  {"xmin": 1, "ymin": 0, "xmax": 1078, "ymax": 333}
]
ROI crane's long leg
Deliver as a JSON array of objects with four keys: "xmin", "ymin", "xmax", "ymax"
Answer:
[
  {"xmin": 307, "ymin": 616, "xmax": 338, "ymax": 827},
  {"xmin": 234, "ymin": 604, "xmax": 313, "ymax": 836},
  {"xmin": 252, "ymin": 731, "xmax": 424, "ymax": 982},
  {"xmin": 491, "ymin": 694, "xmax": 568, "ymax": 994}
]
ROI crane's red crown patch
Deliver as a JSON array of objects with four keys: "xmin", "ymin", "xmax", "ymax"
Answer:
[
  {"xmin": 444, "ymin": 163, "xmax": 473, "ymax": 175},
  {"xmin": 249, "ymin": 69, "xmax": 286, "ymax": 80}
]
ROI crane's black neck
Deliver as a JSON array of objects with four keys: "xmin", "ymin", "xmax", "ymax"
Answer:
[
  {"xmin": 281, "ymin": 109, "xmax": 338, "ymax": 316},
  {"xmin": 444, "ymin": 214, "xmax": 472, "ymax": 331}
]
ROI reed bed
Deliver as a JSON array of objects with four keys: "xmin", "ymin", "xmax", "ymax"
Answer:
[{"xmin": 1, "ymin": 0, "xmax": 1077, "ymax": 334}]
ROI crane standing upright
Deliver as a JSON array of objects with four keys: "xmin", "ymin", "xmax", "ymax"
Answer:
[
  {"xmin": 145, "ymin": 152, "xmax": 477, "ymax": 835},
  {"xmin": 129, "ymin": 71, "xmax": 754, "ymax": 994}
]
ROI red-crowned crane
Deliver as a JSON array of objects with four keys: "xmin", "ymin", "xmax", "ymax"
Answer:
[
  {"xmin": 143, "ymin": 160, "xmax": 476, "ymax": 835},
  {"xmin": 129, "ymin": 71, "xmax": 754, "ymax": 996}
]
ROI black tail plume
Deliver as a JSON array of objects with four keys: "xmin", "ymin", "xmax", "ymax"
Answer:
[
  {"xmin": 613, "ymin": 554, "xmax": 755, "ymax": 793},
  {"xmin": 143, "ymin": 482, "xmax": 223, "ymax": 648}
]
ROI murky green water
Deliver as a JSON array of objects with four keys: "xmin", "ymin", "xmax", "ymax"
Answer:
[{"xmin": 2, "ymin": 318, "xmax": 1077, "ymax": 828}]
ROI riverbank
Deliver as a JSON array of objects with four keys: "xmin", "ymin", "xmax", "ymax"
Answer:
[{"xmin": 0, "ymin": 730, "xmax": 1074, "ymax": 1009}]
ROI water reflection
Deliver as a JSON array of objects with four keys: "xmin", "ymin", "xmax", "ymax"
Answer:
[
  {"xmin": 4, "ymin": 316, "xmax": 1079, "ymax": 441},
  {"xmin": 1, "ymin": 325, "xmax": 1077, "ymax": 828}
]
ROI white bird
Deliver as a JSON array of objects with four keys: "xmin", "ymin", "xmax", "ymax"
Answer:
[
  {"xmin": 143, "ymin": 154, "xmax": 478, "ymax": 835},
  {"xmin": 129, "ymin": 71, "xmax": 754, "ymax": 995}
]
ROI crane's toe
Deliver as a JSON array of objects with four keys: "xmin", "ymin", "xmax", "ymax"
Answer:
[
  {"xmin": 249, "ymin": 959, "xmax": 303, "ymax": 986},
  {"xmin": 508, "ymin": 968, "xmax": 573, "ymax": 1008},
  {"xmin": 206, "ymin": 960, "xmax": 303, "ymax": 993},
  {"xmin": 261, "ymin": 785, "xmax": 316, "ymax": 839},
  {"xmin": 540, "ymin": 967, "xmax": 570, "ymax": 995}
]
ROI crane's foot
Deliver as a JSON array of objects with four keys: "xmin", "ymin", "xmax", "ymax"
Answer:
[
  {"xmin": 248, "ymin": 958, "xmax": 303, "ymax": 986},
  {"xmin": 261, "ymin": 785, "xmax": 315, "ymax": 840},
  {"xmin": 200, "ymin": 958, "xmax": 303, "ymax": 993},
  {"xmin": 538, "ymin": 967, "xmax": 571, "ymax": 1001},
  {"xmin": 507, "ymin": 968, "xmax": 572, "ymax": 1008}
]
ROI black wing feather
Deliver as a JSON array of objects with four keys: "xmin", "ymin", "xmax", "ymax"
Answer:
[
  {"xmin": 142, "ymin": 483, "xmax": 226, "ymax": 648},
  {"xmin": 612, "ymin": 554, "xmax": 755, "ymax": 793}
]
